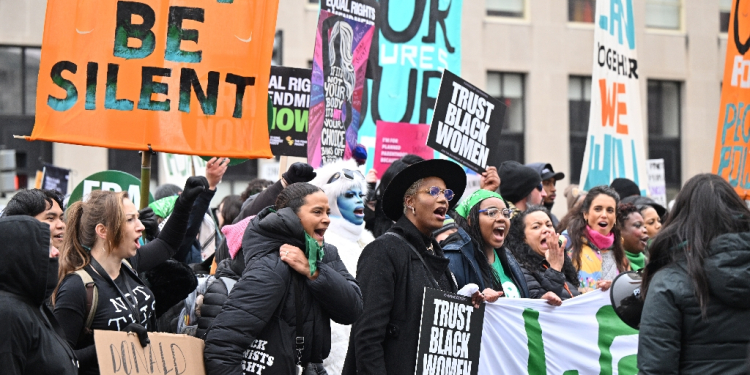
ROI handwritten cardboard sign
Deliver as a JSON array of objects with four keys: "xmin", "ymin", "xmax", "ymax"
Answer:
[
  {"xmin": 29, "ymin": 0, "xmax": 279, "ymax": 159},
  {"xmin": 95, "ymin": 330, "xmax": 205, "ymax": 375}
]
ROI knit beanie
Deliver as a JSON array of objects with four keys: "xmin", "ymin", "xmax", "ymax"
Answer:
[
  {"xmin": 610, "ymin": 178, "xmax": 641, "ymax": 199},
  {"xmin": 498, "ymin": 161, "xmax": 541, "ymax": 204}
]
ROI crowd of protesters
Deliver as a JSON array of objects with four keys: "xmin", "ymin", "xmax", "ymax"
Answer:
[{"xmin": 1, "ymin": 153, "xmax": 749, "ymax": 375}]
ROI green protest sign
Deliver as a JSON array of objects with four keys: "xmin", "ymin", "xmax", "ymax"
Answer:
[{"xmin": 68, "ymin": 171, "xmax": 154, "ymax": 206}]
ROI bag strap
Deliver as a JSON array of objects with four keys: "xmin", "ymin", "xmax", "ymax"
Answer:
[
  {"xmin": 293, "ymin": 273, "xmax": 304, "ymax": 366},
  {"xmin": 384, "ymin": 232, "xmax": 439, "ymax": 288},
  {"xmin": 74, "ymin": 269, "xmax": 98, "ymax": 336}
]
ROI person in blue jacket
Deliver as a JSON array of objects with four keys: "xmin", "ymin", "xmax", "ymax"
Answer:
[{"xmin": 440, "ymin": 189, "xmax": 531, "ymax": 301}]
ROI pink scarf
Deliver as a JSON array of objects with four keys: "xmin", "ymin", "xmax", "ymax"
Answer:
[
  {"xmin": 586, "ymin": 225, "xmax": 614, "ymax": 250},
  {"xmin": 222, "ymin": 216, "xmax": 255, "ymax": 259}
]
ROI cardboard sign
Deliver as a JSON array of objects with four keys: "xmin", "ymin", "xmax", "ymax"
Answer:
[
  {"xmin": 373, "ymin": 121, "xmax": 433, "ymax": 178},
  {"xmin": 29, "ymin": 0, "xmax": 279, "ymax": 159},
  {"xmin": 355, "ymin": 0, "xmax": 464, "ymax": 172},
  {"xmin": 646, "ymin": 159, "xmax": 667, "ymax": 206},
  {"xmin": 94, "ymin": 330, "xmax": 205, "ymax": 375},
  {"xmin": 415, "ymin": 288, "xmax": 484, "ymax": 375},
  {"xmin": 42, "ymin": 164, "xmax": 71, "ymax": 195},
  {"xmin": 307, "ymin": 9, "xmax": 374, "ymax": 166},
  {"xmin": 68, "ymin": 170, "xmax": 154, "ymax": 205},
  {"xmin": 578, "ymin": 0, "xmax": 648, "ymax": 193},
  {"xmin": 426, "ymin": 70, "xmax": 506, "ymax": 173},
  {"xmin": 269, "ymin": 66, "xmax": 311, "ymax": 157},
  {"xmin": 713, "ymin": 0, "xmax": 750, "ymax": 198}
]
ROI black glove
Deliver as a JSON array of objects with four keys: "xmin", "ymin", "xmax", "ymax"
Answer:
[
  {"xmin": 178, "ymin": 176, "xmax": 209, "ymax": 206},
  {"xmin": 282, "ymin": 163, "xmax": 316, "ymax": 184},
  {"xmin": 138, "ymin": 207, "xmax": 159, "ymax": 241},
  {"xmin": 123, "ymin": 323, "xmax": 150, "ymax": 347}
]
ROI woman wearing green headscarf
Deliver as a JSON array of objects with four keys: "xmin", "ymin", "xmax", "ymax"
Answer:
[
  {"xmin": 204, "ymin": 182, "xmax": 363, "ymax": 375},
  {"xmin": 442, "ymin": 189, "xmax": 530, "ymax": 302}
]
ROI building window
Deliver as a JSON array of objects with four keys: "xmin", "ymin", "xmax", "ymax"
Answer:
[
  {"xmin": 569, "ymin": 0, "xmax": 595, "ymax": 23},
  {"xmin": 487, "ymin": 72, "xmax": 525, "ymax": 163},
  {"xmin": 645, "ymin": 0, "xmax": 681, "ymax": 30},
  {"xmin": 487, "ymin": 0, "xmax": 525, "ymax": 18},
  {"xmin": 720, "ymin": 0, "xmax": 732, "ymax": 33},
  {"xmin": 647, "ymin": 80, "xmax": 682, "ymax": 188},
  {"xmin": 272, "ymin": 30, "xmax": 283, "ymax": 66},
  {"xmin": 569, "ymin": 76, "xmax": 592, "ymax": 184},
  {"xmin": 0, "ymin": 45, "xmax": 41, "ymax": 116}
]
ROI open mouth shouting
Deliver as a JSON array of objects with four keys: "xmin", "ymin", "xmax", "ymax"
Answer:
[
  {"xmin": 492, "ymin": 224, "xmax": 506, "ymax": 243},
  {"xmin": 313, "ymin": 227, "xmax": 327, "ymax": 242},
  {"xmin": 134, "ymin": 235, "xmax": 142, "ymax": 250},
  {"xmin": 597, "ymin": 220, "xmax": 610, "ymax": 229},
  {"xmin": 353, "ymin": 207, "xmax": 365, "ymax": 218},
  {"xmin": 639, "ymin": 235, "xmax": 649, "ymax": 248},
  {"xmin": 433, "ymin": 206, "xmax": 447, "ymax": 221}
]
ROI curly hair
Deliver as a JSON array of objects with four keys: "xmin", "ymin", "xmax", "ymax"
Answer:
[
  {"xmin": 617, "ymin": 203, "xmax": 640, "ymax": 227},
  {"xmin": 505, "ymin": 206, "xmax": 580, "ymax": 287}
]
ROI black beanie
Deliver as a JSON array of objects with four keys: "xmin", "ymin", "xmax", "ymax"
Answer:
[
  {"xmin": 499, "ymin": 161, "xmax": 541, "ymax": 204},
  {"xmin": 610, "ymin": 178, "xmax": 641, "ymax": 199}
]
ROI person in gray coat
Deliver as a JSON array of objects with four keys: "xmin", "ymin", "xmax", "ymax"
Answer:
[{"xmin": 639, "ymin": 173, "xmax": 750, "ymax": 374}]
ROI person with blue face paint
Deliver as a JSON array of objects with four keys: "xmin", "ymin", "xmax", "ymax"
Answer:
[
  {"xmin": 337, "ymin": 187, "xmax": 366, "ymax": 225},
  {"xmin": 310, "ymin": 159, "xmax": 374, "ymax": 375}
]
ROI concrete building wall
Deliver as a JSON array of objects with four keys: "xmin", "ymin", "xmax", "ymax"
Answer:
[{"xmin": 0, "ymin": 0, "xmax": 728, "ymax": 214}]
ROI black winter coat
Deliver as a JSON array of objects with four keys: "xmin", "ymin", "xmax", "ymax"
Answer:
[
  {"xmin": 442, "ymin": 227, "xmax": 529, "ymax": 296},
  {"xmin": 509, "ymin": 244, "xmax": 580, "ymax": 300},
  {"xmin": 0, "ymin": 217, "xmax": 78, "ymax": 375},
  {"xmin": 196, "ymin": 255, "xmax": 243, "ymax": 339},
  {"xmin": 638, "ymin": 232, "xmax": 750, "ymax": 374},
  {"xmin": 342, "ymin": 216, "xmax": 458, "ymax": 375},
  {"xmin": 204, "ymin": 207, "xmax": 362, "ymax": 375}
]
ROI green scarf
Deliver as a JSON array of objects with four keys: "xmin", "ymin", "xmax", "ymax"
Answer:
[
  {"xmin": 304, "ymin": 233, "xmax": 325, "ymax": 276},
  {"xmin": 625, "ymin": 251, "xmax": 646, "ymax": 271},
  {"xmin": 148, "ymin": 195, "xmax": 177, "ymax": 218}
]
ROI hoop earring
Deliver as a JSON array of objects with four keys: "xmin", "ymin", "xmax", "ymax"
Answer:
[{"xmin": 410, "ymin": 206, "xmax": 416, "ymax": 215}]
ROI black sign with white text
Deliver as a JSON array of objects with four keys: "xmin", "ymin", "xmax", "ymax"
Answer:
[
  {"xmin": 427, "ymin": 70, "xmax": 506, "ymax": 173},
  {"xmin": 268, "ymin": 66, "xmax": 311, "ymax": 157},
  {"xmin": 414, "ymin": 288, "xmax": 484, "ymax": 375}
]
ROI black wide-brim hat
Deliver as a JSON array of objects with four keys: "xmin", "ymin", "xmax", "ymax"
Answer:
[{"xmin": 382, "ymin": 159, "xmax": 467, "ymax": 221}]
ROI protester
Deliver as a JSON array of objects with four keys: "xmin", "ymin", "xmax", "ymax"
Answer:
[
  {"xmin": 563, "ymin": 184, "xmax": 586, "ymax": 215},
  {"xmin": 621, "ymin": 195, "xmax": 666, "ymax": 238},
  {"xmin": 639, "ymin": 174, "xmax": 750, "ymax": 374},
  {"xmin": 234, "ymin": 162, "xmax": 317, "ymax": 222},
  {"xmin": 204, "ymin": 183, "xmax": 362, "ymax": 375},
  {"xmin": 0, "ymin": 216, "xmax": 78, "ymax": 375},
  {"xmin": 53, "ymin": 177, "xmax": 207, "ymax": 375},
  {"xmin": 566, "ymin": 185, "xmax": 629, "ymax": 293},
  {"xmin": 433, "ymin": 215, "xmax": 458, "ymax": 243},
  {"xmin": 1, "ymin": 189, "xmax": 66, "ymax": 300},
  {"xmin": 309, "ymin": 159, "xmax": 374, "ymax": 375},
  {"xmin": 364, "ymin": 154, "xmax": 424, "ymax": 238},
  {"xmin": 343, "ymin": 159, "xmax": 480, "ymax": 375},
  {"xmin": 506, "ymin": 207, "xmax": 580, "ymax": 301},
  {"xmin": 526, "ymin": 162, "xmax": 565, "ymax": 226},
  {"xmin": 498, "ymin": 161, "xmax": 546, "ymax": 216},
  {"xmin": 240, "ymin": 178, "xmax": 274, "ymax": 202},
  {"xmin": 609, "ymin": 178, "xmax": 640, "ymax": 200},
  {"xmin": 215, "ymin": 195, "xmax": 242, "ymax": 229},
  {"xmin": 617, "ymin": 203, "xmax": 649, "ymax": 272},
  {"xmin": 443, "ymin": 189, "xmax": 530, "ymax": 302},
  {"xmin": 154, "ymin": 183, "xmax": 183, "ymax": 201}
]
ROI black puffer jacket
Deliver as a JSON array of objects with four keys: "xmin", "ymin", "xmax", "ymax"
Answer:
[
  {"xmin": 342, "ymin": 216, "xmax": 458, "ymax": 375},
  {"xmin": 0, "ymin": 217, "xmax": 78, "ymax": 375},
  {"xmin": 204, "ymin": 207, "xmax": 362, "ymax": 375},
  {"xmin": 638, "ymin": 232, "xmax": 750, "ymax": 374},
  {"xmin": 508, "ymin": 243, "xmax": 580, "ymax": 300},
  {"xmin": 196, "ymin": 254, "xmax": 244, "ymax": 339}
]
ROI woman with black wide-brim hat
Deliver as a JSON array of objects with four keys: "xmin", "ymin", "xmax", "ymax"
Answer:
[{"xmin": 342, "ymin": 159, "xmax": 479, "ymax": 375}]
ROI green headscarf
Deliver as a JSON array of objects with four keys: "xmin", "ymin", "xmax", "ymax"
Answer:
[
  {"xmin": 455, "ymin": 189, "xmax": 504, "ymax": 218},
  {"xmin": 304, "ymin": 233, "xmax": 325, "ymax": 276},
  {"xmin": 148, "ymin": 195, "xmax": 178, "ymax": 218}
]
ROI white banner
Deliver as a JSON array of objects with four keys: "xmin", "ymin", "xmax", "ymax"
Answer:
[
  {"xmin": 159, "ymin": 153, "xmax": 194, "ymax": 187},
  {"xmin": 579, "ymin": 0, "xmax": 648, "ymax": 194},
  {"xmin": 478, "ymin": 291, "xmax": 638, "ymax": 375},
  {"xmin": 646, "ymin": 159, "xmax": 667, "ymax": 206}
]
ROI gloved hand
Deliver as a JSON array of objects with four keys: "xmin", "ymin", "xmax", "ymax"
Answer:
[
  {"xmin": 123, "ymin": 323, "xmax": 150, "ymax": 347},
  {"xmin": 138, "ymin": 207, "xmax": 159, "ymax": 241},
  {"xmin": 282, "ymin": 163, "xmax": 316, "ymax": 185},
  {"xmin": 178, "ymin": 176, "xmax": 209, "ymax": 206}
]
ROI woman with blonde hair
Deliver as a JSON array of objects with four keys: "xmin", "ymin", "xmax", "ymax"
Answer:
[{"xmin": 53, "ymin": 177, "xmax": 207, "ymax": 375}]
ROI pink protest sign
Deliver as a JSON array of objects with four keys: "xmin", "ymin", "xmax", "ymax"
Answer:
[{"xmin": 373, "ymin": 121, "xmax": 434, "ymax": 178}]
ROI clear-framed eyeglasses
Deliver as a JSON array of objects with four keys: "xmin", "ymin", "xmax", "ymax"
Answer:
[{"xmin": 478, "ymin": 207, "xmax": 512, "ymax": 219}]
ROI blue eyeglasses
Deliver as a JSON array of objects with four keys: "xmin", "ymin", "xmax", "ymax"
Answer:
[{"xmin": 422, "ymin": 186, "xmax": 455, "ymax": 201}]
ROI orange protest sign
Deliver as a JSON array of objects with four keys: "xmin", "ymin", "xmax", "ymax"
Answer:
[
  {"xmin": 713, "ymin": 0, "xmax": 750, "ymax": 198},
  {"xmin": 28, "ymin": 0, "xmax": 279, "ymax": 159}
]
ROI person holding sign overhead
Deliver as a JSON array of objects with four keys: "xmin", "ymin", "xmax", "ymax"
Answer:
[
  {"xmin": 52, "ymin": 177, "xmax": 208, "ymax": 375},
  {"xmin": 343, "ymin": 159, "xmax": 482, "ymax": 375}
]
